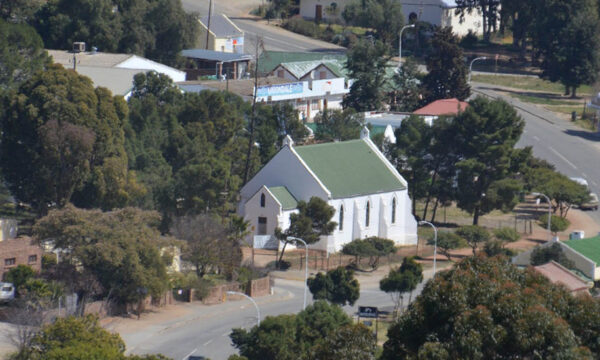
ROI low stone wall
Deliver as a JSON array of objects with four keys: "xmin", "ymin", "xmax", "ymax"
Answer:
[{"xmin": 200, "ymin": 283, "xmax": 241, "ymax": 305}]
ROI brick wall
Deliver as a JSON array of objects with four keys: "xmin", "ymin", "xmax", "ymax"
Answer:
[{"xmin": 0, "ymin": 237, "xmax": 42, "ymax": 278}]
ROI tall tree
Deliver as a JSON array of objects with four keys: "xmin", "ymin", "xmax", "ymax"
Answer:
[
  {"xmin": 1, "ymin": 64, "xmax": 141, "ymax": 214},
  {"xmin": 314, "ymin": 108, "xmax": 364, "ymax": 142},
  {"xmin": 452, "ymin": 96, "xmax": 529, "ymax": 224},
  {"xmin": 343, "ymin": 39, "xmax": 391, "ymax": 111},
  {"xmin": 342, "ymin": 0, "xmax": 405, "ymax": 45},
  {"xmin": 0, "ymin": 19, "xmax": 51, "ymax": 91},
  {"xmin": 534, "ymin": 0, "xmax": 600, "ymax": 97},
  {"xmin": 33, "ymin": 0, "xmax": 198, "ymax": 66},
  {"xmin": 422, "ymin": 27, "xmax": 470, "ymax": 102},
  {"xmin": 389, "ymin": 58, "xmax": 423, "ymax": 112}
]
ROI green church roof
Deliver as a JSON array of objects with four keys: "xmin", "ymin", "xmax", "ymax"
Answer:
[
  {"xmin": 279, "ymin": 59, "xmax": 348, "ymax": 79},
  {"xmin": 294, "ymin": 139, "xmax": 405, "ymax": 198},
  {"xmin": 268, "ymin": 186, "xmax": 298, "ymax": 210},
  {"xmin": 564, "ymin": 236, "xmax": 600, "ymax": 264}
]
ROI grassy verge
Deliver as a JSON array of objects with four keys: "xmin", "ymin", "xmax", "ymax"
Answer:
[
  {"xmin": 510, "ymin": 93, "xmax": 580, "ymax": 106},
  {"xmin": 471, "ymin": 74, "xmax": 593, "ymax": 95}
]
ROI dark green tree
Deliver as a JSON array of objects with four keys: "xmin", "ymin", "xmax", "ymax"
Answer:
[
  {"xmin": 314, "ymin": 108, "xmax": 364, "ymax": 142},
  {"xmin": 33, "ymin": 0, "xmax": 198, "ymax": 66},
  {"xmin": 422, "ymin": 27, "xmax": 470, "ymax": 102},
  {"xmin": 382, "ymin": 256, "xmax": 597, "ymax": 359},
  {"xmin": 534, "ymin": 0, "xmax": 600, "ymax": 97},
  {"xmin": 307, "ymin": 267, "xmax": 360, "ymax": 306},
  {"xmin": 343, "ymin": 39, "xmax": 391, "ymax": 111},
  {"xmin": 342, "ymin": 0, "xmax": 405, "ymax": 45},
  {"xmin": 0, "ymin": 19, "xmax": 51, "ymax": 91},
  {"xmin": 527, "ymin": 169, "xmax": 590, "ymax": 217},
  {"xmin": 530, "ymin": 243, "xmax": 574, "ymax": 268},
  {"xmin": 0, "ymin": 0, "xmax": 43, "ymax": 22},
  {"xmin": 389, "ymin": 115, "xmax": 433, "ymax": 216},
  {"xmin": 428, "ymin": 231, "xmax": 466, "ymax": 261},
  {"xmin": 453, "ymin": 96, "xmax": 529, "ymax": 224},
  {"xmin": 389, "ymin": 58, "xmax": 423, "ymax": 112},
  {"xmin": 231, "ymin": 300, "xmax": 352, "ymax": 360},
  {"xmin": 456, "ymin": 225, "xmax": 490, "ymax": 255},
  {"xmin": 3, "ymin": 265, "xmax": 35, "ymax": 294},
  {"xmin": 311, "ymin": 324, "xmax": 377, "ymax": 360},
  {"xmin": 1, "ymin": 64, "xmax": 141, "ymax": 214},
  {"xmin": 276, "ymin": 197, "xmax": 336, "ymax": 264},
  {"xmin": 342, "ymin": 237, "xmax": 395, "ymax": 269},
  {"xmin": 538, "ymin": 214, "xmax": 570, "ymax": 236}
]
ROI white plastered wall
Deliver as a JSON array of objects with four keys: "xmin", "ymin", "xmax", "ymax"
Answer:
[{"xmin": 243, "ymin": 186, "xmax": 282, "ymax": 244}]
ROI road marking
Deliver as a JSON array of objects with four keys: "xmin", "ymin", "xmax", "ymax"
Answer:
[
  {"xmin": 532, "ymin": 135, "xmax": 540, "ymax": 141},
  {"xmin": 548, "ymin": 146, "xmax": 577, "ymax": 170},
  {"xmin": 203, "ymin": 339, "xmax": 213, "ymax": 347},
  {"xmin": 181, "ymin": 348, "xmax": 197, "ymax": 360},
  {"xmin": 222, "ymin": 331, "xmax": 231, "ymax": 337}
]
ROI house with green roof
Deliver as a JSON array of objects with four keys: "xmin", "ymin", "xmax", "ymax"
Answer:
[{"xmin": 239, "ymin": 128, "xmax": 418, "ymax": 253}]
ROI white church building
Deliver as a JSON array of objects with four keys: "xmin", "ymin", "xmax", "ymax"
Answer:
[{"xmin": 238, "ymin": 128, "xmax": 418, "ymax": 254}]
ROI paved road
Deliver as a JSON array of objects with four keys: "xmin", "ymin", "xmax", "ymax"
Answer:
[
  {"xmin": 124, "ymin": 276, "xmax": 426, "ymax": 360},
  {"xmin": 180, "ymin": 0, "xmax": 345, "ymax": 53},
  {"xmin": 472, "ymin": 83, "xmax": 600, "ymax": 226}
]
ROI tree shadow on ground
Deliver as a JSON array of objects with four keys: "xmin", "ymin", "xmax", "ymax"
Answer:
[{"xmin": 564, "ymin": 129, "xmax": 600, "ymax": 142}]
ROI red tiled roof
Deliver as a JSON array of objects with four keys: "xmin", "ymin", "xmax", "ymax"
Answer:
[
  {"xmin": 413, "ymin": 98, "xmax": 469, "ymax": 116},
  {"xmin": 533, "ymin": 261, "xmax": 590, "ymax": 293}
]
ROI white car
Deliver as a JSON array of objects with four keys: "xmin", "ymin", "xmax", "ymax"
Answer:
[{"xmin": 0, "ymin": 282, "xmax": 14, "ymax": 303}]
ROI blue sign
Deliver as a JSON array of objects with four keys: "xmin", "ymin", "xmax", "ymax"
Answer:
[{"xmin": 256, "ymin": 82, "xmax": 303, "ymax": 97}]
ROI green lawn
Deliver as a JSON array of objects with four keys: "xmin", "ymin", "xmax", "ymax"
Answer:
[{"xmin": 471, "ymin": 74, "xmax": 594, "ymax": 95}]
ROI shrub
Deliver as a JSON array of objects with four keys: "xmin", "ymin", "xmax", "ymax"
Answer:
[
  {"xmin": 460, "ymin": 30, "xmax": 478, "ymax": 48},
  {"xmin": 282, "ymin": 17, "xmax": 321, "ymax": 38}
]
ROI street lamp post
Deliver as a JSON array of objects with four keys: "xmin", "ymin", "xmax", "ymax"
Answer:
[
  {"xmin": 468, "ymin": 56, "xmax": 487, "ymax": 83},
  {"xmin": 398, "ymin": 24, "xmax": 415, "ymax": 70},
  {"xmin": 418, "ymin": 221, "xmax": 438, "ymax": 275},
  {"xmin": 532, "ymin": 192, "xmax": 552, "ymax": 241},
  {"xmin": 287, "ymin": 236, "xmax": 308, "ymax": 310},
  {"xmin": 227, "ymin": 291, "xmax": 261, "ymax": 326}
]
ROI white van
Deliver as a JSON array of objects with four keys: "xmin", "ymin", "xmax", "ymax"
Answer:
[{"xmin": 0, "ymin": 282, "xmax": 15, "ymax": 303}]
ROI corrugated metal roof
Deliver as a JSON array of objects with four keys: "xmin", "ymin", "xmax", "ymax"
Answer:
[
  {"xmin": 279, "ymin": 59, "xmax": 347, "ymax": 79},
  {"xmin": 201, "ymin": 14, "xmax": 243, "ymax": 37},
  {"xmin": 294, "ymin": 139, "xmax": 405, "ymax": 198},
  {"xmin": 258, "ymin": 51, "xmax": 346, "ymax": 75},
  {"xmin": 181, "ymin": 49, "xmax": 252, "ymax": 62},
  {"xmin": 75, "ymin": 66, "xmax": 141, "ymax": 96}
]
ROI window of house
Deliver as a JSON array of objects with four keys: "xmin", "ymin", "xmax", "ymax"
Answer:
[
  {"xmin": 365, "ymin": 201, "xmax": 370, "ymax": 227},
  {"xmin": 277, "ymin": 69, "xmax": 285, "ymax": 78},
  {"xmin": 392, "ymin": 198, "xmax": 396, "ymax": 224},
  {"xmin": 258, "ymin": 217, "xmax": 267, "ymax": 235},
  {"xmin": 4, "ymin": 258, "xmax": 15, "ymax": 266},
  {"xmin": 339, "ymin": 205, "xmax": 344, "ymax": 231},
  {"xmin": 28, "ymin": 255, "xmax": 37, "ymax": 263},
  {"xmin": 319, "ymin": 71, "xmax": 327, "ymax": 79},
  {"xmin": 260, "ymin": 193, "xmax": 266, "ymax": 207}
]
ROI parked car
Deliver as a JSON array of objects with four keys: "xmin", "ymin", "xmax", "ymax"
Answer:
[
  {"xmin": 581, "ymin": 193, "xmax": 599, "ymax": 211},
  {"xmin": 0, "ymin": 282, "xmax": 15, "ymax": 303}
]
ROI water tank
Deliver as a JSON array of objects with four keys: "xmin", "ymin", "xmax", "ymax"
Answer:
[{"xmin": 569, "ymin": 230, "xmax": 585, "ymax": 240}]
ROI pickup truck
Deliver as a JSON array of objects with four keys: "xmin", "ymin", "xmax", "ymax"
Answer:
[{"xmin": 581, "ymin": 193, "xmax": 599, "ymax": 211}]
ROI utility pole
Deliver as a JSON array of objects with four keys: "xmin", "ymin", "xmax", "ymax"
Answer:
[
  {"xmin": 242, "ymin": 36, "xmax": 263, "ymax": 185},
  {"xmin": 205, "ymin": 0, "xmax": 213, "ymax": 50}
]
